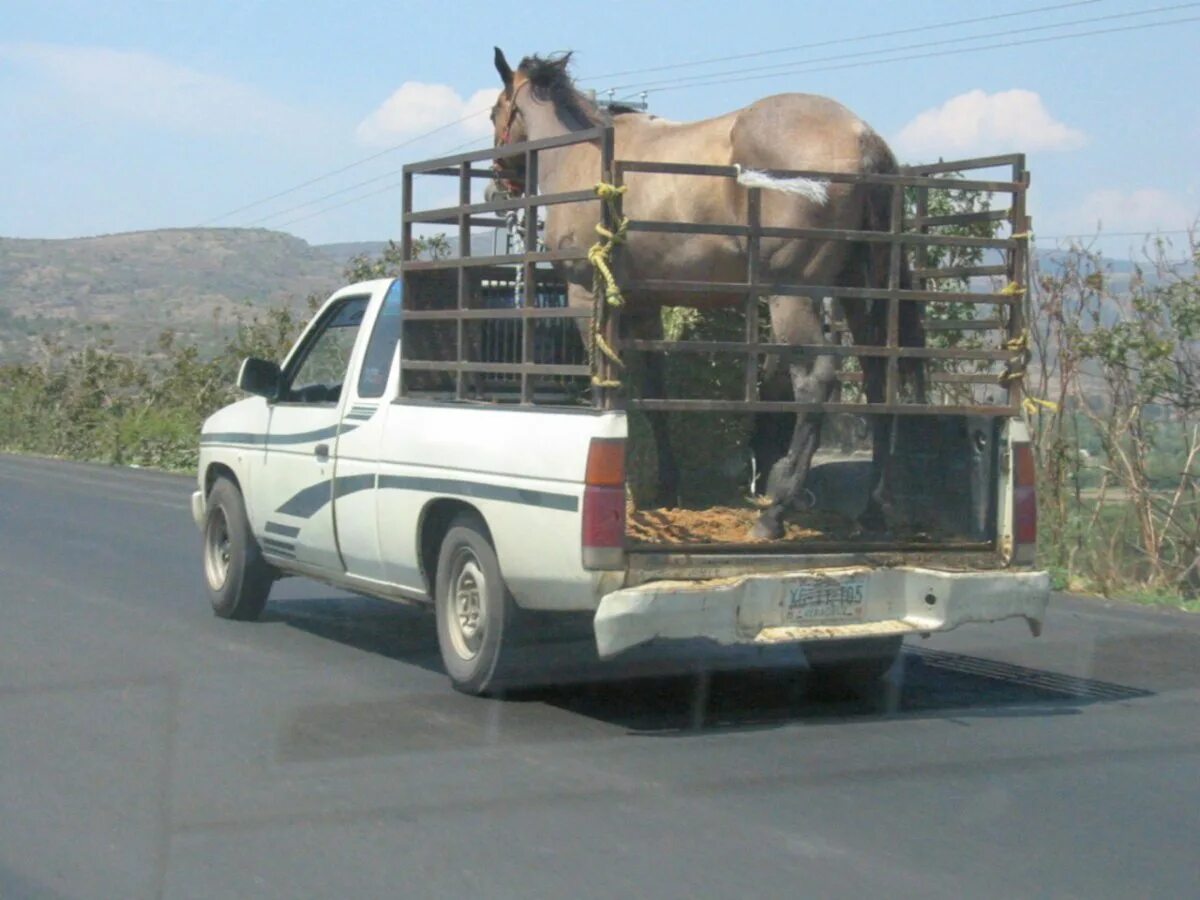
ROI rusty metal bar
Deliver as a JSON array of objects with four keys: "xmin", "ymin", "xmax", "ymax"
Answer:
[
  {"xmin": 405, "ymin": 188, "xmax": 596, "ymax": 224},
  {"xmin": 1008, "ymin": 157, "xmax": 1030, "ymax": 413},
  {"xmin": 400, "ymin": 248, "xmax": 588, "ymax": 271},
  {"xmin": 625, "ymin": 220, "xmax": 1015, "ymax": 250},
  {"xmin": 912, "ymin": 264, "xmax": 1009, "ymax": 279},
  {"xmin": 842, "ymin": 371, "xmax": 1006, "ymax": 385},
  {"xmin": 521, "ymin": 147, "xmax": 539, "ymax": 404},
  {"xmin": 623, "ymin": 339, "xmax": 1017, "ymax": 362},
  {"xmin": 401, "ymin": 360, "xmax": 591, "ymax": 377},
  {"xmin": 744, "ymin": 188, "xmax": 762, "ymax": 403},
  {"xmin": 885, "ymin": 181, "xmax": 904, "ymax": 405},
  {"xmin": 624, "ymin": 279, "xmax": 1019, "ymax": 305},
  {"xmin": 600, "ymin": 128, "xmax": 620, "ymax": 410},
  {"xmin": 631, "ymin": 399, "xmax": 1016, "ymax": 416},
  {"xmin": 403, "ymin": 126, "xmax": 608, "ymax": 173},
  {"xmin": 904, "ymin": 154, "xmax": 1025, "ymax": 175},
  {"xmin": 912, "ymin": 209, "xmax": 1011, "ymax": 228},
  {"xmin": 617, "ymin": 160, "xmax": 1022, "ymax": 193},
  {"xmin": 402, "ymin": 307, "xmax": 588, "ymax": 322},
  {"xmin": 923, "ymin": 318, "xmax": 1004, "ymax": 332}
]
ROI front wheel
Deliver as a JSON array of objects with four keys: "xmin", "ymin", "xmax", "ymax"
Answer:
[
  {"xmin": 203, "ymin": 477, "xmax": 274, "ymax": 621},
  {"xmin": 434, "ymin": 513, "xmax": 523, "ymax": 696}
]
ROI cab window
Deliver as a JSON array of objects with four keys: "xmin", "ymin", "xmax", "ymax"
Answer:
[
  {"xmin": 281, "ymin": 295, "xmax": 369, "ymax": 404},
  {"xmin": 357, "ymin": 280, "xmax": 402, "ymax": 399}
]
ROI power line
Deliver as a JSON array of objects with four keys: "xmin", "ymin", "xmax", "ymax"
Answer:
[
  {"xmin": 630, "ymin": 14, "xmax": 1200, "ymax": 95},
  {"xmin": 1035, "ymin": 230, "xmax": 1193, "ymax": 241},
  {"xmin": 207, "ymin": 1, "xmax": 1097, "ymax": 228},
  {"xmin": 273, "ymin": 180, "xmax": 407, "ymax": 230},
  {"xmin": 605, "ymin": 3, "xmax": 1199, "ymax": 93},
  {"xmin": 241, "ymin": 8, "xmax": 1198, "ymax": 231},
  {"xmin": 581, "ymin": 0, "xmax": 1103, "ymax": 82},
  {"xmin": 251, "ymin": 134, "xmax": 494, "ymax": 227},
  {"xmin": 199, "ymin": 108, "xmax": 488, "ymax": 226}
]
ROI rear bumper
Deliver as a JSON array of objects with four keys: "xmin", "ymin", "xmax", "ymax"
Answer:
[{"xmin": 593, "ymin": 565, "xmax": 1049, "ymax": 659}]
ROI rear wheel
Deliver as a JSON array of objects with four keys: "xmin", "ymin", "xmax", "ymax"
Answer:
[
  {"xmin": 804, "ymin": 636, "xmax": 904, "ymax": 691},
  {"xmin": 434, "ymin": 513, "xmax": 524, "ymax": 696},
  {"xmin": 204, "ymin": 477, "xmax": 274, "ymax": 621}
]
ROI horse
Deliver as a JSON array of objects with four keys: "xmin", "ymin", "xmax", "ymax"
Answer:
[{"xmin": 489, "ymin": 48, "xmax": 924, "ymax": 540}]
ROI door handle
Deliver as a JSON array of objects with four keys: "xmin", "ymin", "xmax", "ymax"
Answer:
[{"xmin": 314, "ymin": 443, "xmax": 330, "ymax": 461}]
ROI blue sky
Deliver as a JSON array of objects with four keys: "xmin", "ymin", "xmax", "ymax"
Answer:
[{"xmin": 2, "ymin": 0, "xmax": 1198, "ymax": 258}]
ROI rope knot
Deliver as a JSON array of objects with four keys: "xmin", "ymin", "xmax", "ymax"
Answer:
[{"xmin": 587, "ymin": 181, "xmax": 630, "ymax": 388}]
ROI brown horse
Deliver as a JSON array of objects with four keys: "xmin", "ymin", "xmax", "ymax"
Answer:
[{"xmin": 490, "ymin": 49, "xmax": 923, "ymax": 539}]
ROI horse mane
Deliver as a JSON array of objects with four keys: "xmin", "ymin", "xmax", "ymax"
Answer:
[{"xmin": 517, "ymin": 53, "xmax": 608, "ymax": 127}]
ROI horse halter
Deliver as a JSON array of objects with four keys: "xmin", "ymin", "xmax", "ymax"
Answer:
[{"xmin": 493, "ymin": 80, "xmax": 530, "ymax": 195}]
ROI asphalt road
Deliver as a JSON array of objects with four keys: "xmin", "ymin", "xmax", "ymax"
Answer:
[{"xmin": 2, "ymin": 453, "xmax": 1199, "ymax": 900}]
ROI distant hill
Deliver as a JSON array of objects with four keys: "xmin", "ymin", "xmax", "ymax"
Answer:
[
  {"xmin": 0, "ymin": 226, "xmax": 1176, "ymax": 363},
  {"xmin": 0, "ymin": 228, "xmax": 364, "ymax": 361}
]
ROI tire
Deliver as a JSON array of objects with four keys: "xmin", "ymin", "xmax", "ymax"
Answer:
[
  {"xmin": 434, "ymin": 512, "xmax": 524, "ymax": 696},
  {"xmin": 203, "ymin": 477, "xmax": 274, "ymax": 621},
  {"xmin": 804, "ymin": 636, "xmax": 904, "ymax": 690}
]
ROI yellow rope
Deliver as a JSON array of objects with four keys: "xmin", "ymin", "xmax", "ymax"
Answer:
[
  {"xmin": 588, "ymin": 182, "xmax": 629, "ymax": 388},
  {"xmin": 1023, "ymin": 396, "xmax": 1059, "ymax": 415},
  {"xmin": 999, "ymin": 281, "xmax": 1026, "ymax": 296},
  {"xmin": 1011, "ymin": 231, "xmax": 1033, "ymax": 240}
]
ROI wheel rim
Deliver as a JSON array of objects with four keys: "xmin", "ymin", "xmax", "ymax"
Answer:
[
  {"xmin": 446, "ymin": 548, "xmax": 487, "ymax": 661},
  {"xmin": 204, "ymin": 505, "xmax": 232, "ymax": 591}
]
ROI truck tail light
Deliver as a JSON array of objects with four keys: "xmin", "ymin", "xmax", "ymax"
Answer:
[
  {"xmin": 1012, "ymin": 442, "xmax": 1037, "ymax": 565},
  {"xmin": 582, "ymin": 438, "xmax": 625, "ymax": 570}
]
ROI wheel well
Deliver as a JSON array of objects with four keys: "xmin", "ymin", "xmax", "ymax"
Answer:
[
  {"xmin": 418, "ymin": 499, "xmax": 491, "ymax": 595},
  {"xmin": 205, "ymin": 463, "xmax": 240, "ymax": 497}
]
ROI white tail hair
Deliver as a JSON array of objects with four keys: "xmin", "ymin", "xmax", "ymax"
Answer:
[{"xmin": 735, "ymin": 165, "xmax": 829, "ymax": 205}]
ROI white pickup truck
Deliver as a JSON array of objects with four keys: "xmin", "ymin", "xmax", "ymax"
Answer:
[{"xmin": 193, "ymin": 276, "xmax": 1049, "ymax": 695}]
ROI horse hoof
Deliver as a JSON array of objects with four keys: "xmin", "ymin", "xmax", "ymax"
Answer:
[{"xmin": 750, "ymin": 516, "xmax": 784, "ymax": 541}]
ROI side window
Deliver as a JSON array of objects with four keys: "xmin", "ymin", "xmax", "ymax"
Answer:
[
  {"xmin": 357, "ymin": 279, "xmax": 402, "ymax": 399},
  {"xmin": 282, "ymin": 296, "xmax": 369, "ymax": 404}
]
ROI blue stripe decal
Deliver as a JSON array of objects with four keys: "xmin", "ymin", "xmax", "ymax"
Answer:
[
  {"xmin": 265, "ymin": 521, "xmax": 301, "ymax": 538},
  {"xmin": 275, "ymin": 481, "xmax": 336, "ymax": 517},
  {"xmin": 262, "ymin": 537, "xmax": 296, "ymax": 552},
  {"xmin": 200, "ymin": 422, "xmax": 358, "ymax": 447},
  {"xmin": 273, "ymin": 474, "xmax": 578, "ymax": 519}
]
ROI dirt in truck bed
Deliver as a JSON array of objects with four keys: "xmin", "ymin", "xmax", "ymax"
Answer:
[{"xmin": 626, "ymin": 502, "xmax": 861, "ymax": 545}]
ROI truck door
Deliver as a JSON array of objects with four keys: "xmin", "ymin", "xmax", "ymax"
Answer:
[
  {"xmin": 257, "ymin": 293, "xmax": 369, "ymax": 572},
  {"xmin": 329, "ymin": 279, "xmax": 402, "ymax": 583}
]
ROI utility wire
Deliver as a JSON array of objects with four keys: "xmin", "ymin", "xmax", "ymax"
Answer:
[
  {"xmin": 199, "ymin": 109, "xmax": 486, "ymax": 225},
  {"xmin": 604, "ymin": 3, "xmax": 1198, "ymax": 93},
  {"xmin": 581, "ymin": 0, "xmax": 1104, "ymax": 81},
  {"xmin": 630, "ymin": 14, "xmax": 1200, "ymax": 94},
  {"xmin": 228, "ymin": 8, "xmax": 1199, "ymax": 229},
  {"xmin": 251, "ymin": 134, "xmax": 494, "ymax": 227},
  {"xmin": 206, "ymin": 0, "xmax": 1104, "ymax": 227}
]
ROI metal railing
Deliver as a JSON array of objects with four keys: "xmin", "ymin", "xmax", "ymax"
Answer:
[
  {"xmin": 399, "ymin": 130, "xmax": 1030, "ymax": 418},
  {"xmin": 398, "ymin": 127, "xmax": 613, "ymax": 403}
]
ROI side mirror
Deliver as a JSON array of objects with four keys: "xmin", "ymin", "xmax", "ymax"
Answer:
[{"xmin": 237, "ymin": 357, "xmax": 282, "ymax": 400}]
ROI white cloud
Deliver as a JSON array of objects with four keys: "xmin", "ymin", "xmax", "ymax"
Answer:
[
  {"xmin": 1072, "ymin": 188, "xmax": 1196, "ymax": 235},
  {"xmin": 894, "ymin": 89, "xmax": 1086, "ymax": 159},
  {"xmin": 355, "ymin": 82, "xmax": 497, "ymax": 146},
  {"xmin": 0, "ymin": 42, "xmax": 309, "ymax": 137}
]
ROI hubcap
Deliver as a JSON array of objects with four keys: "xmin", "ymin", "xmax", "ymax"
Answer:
[
  {"xmin": 204, "ymin": 506, "xmax": 232, "ymax": 591},
  {"xmin": 447, "ymin": 550, "xmax": 486, "ymax": 660}
]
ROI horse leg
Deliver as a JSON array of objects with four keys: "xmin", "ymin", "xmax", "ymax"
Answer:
[
  {"xmin": 628, "ymin": 311, "xmax": 680, "ymax": 508},
  {"xmin": 752, "ymin": 297, "xmax": 836, "ymax": 540},
  {"xmin": 749, "ymin": 355, "xmax": 793, "ymax": 496}
]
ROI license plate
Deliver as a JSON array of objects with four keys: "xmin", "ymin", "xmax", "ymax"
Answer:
[{"xmin": 783, "ymin": 577, "xmax": 866, "ymax": 624}]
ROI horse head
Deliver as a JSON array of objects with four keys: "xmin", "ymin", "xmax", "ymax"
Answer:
[{"xmin": 490, "ymin": 48, "xmax": 581, "ymax": 194}]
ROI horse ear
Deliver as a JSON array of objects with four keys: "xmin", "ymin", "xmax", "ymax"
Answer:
[{"xmin": 494, "ymin": 47, "xmax": 514, "ymax": 90}]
